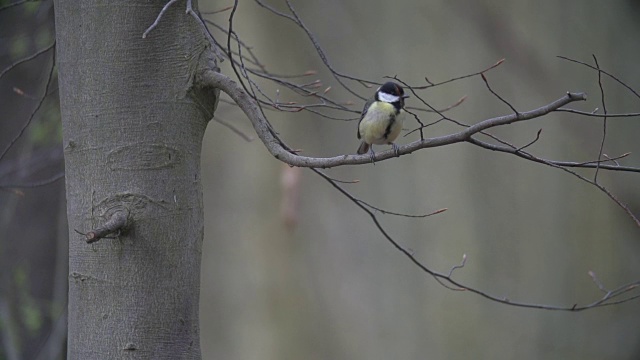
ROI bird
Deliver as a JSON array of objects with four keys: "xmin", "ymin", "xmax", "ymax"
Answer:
[{"xmin": 356, "ymin": 81, "xmax": 409, "ymax": 162}]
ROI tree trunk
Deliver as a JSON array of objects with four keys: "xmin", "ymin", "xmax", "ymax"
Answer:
[{"xmin": 54, "ymin": 1, "xmax": 218, "ymax": 358}]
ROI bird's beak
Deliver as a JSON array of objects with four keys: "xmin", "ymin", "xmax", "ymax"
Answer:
[{"xmin": 402, "ymin": 95, "xmax": 410, "ymax": 99}]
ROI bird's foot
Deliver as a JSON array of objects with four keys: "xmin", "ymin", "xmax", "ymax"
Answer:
[{"xmin": 391, "ymin": 143, "xmax": 400, "ymax": 157}]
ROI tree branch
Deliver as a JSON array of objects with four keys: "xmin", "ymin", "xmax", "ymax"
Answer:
[
  {"xmin": 199, "ymin": 69, "xmax": 587, "ymax": 168},
  {"xmin": 312, "ymin": 167, "xmax": 640, "ymax": 311},
  {"xmin": 77, "ymin": 210, "xmax": 129, "ymax": 244}
]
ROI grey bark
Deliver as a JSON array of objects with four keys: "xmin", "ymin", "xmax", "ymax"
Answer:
[{"xmin": 54, "ymin": 1, "xmax": 218, "ymax": 358}]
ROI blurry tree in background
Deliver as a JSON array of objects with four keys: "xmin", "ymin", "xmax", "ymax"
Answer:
[
  {"xmin": 0, "ymin": 1, "xmax": 65, "ymax": 359},
  {"xmin": 2, "ymin": 0, "xmax": 640, "ymax": 359}
]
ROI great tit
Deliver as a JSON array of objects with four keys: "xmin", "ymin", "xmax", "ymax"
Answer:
[{"xmin": 356, "ymin": 81, "xmax": 409, "ymax": 161}]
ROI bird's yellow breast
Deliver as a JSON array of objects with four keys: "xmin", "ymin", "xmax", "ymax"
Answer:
[{"xmin": 358, "ymin": 102, "xmax": 404, "ymax": 145}]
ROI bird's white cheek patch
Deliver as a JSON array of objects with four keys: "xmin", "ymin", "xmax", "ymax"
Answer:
[{"xmin": 378, "ymin": 92, "xmax": 400, "ymax": 103}]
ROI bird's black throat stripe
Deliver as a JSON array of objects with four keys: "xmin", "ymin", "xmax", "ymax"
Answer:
[{"xmin": 383, "ymin": 115, "xmax": 395, "ymax": 140}]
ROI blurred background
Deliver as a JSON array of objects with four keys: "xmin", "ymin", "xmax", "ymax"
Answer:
[{"xmin": 2, "ymin": 0, "xmax": 640, "ymax": 359}]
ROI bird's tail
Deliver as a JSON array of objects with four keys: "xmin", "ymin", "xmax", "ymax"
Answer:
[{"xmin": 357, "ymin": 141, "xmax": 369, "ymax": 155}]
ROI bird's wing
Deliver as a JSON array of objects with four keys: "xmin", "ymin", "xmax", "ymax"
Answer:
[{"xmin": 357, "ymin": 98, "xmax": 374, "ymax": 139}]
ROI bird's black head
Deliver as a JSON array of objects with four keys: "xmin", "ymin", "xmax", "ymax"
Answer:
[{"xmin": 376, "ymin": 82, "xmax": 409, "ymax": 107}]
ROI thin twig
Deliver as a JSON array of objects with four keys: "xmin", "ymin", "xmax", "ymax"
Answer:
[
  {"xmin": 0, "ymin": 41, "xmax": 56, "ymax": 81},
  {"xmin": 212, "ymin": 116, "xmax": 255, "ymax": 142},
  {"xmin": 0, "ymin": 171, "xmax": 64, "ymax": 189},
  {"xmin": 481, "ymin": 73, "xmax": 519, "ymax": 115},
  {"xmin": 467, "ymin": 137, "xmax": 640, "ymax": 227},
  {"xmin": 186, "ymin": 0, "xmax": 224, "ymax": 60},
  {"xmin": 558, "ymin": 55, "xmax": 640, "ymax": 100},
  {"xmin": 592, "ymin": 55, "xmax": 608, "ymax": 182},
  {"xmin": 142, "ymin": 0, "xmax": 180, "ymax": 39},
  {"xmin": 0, "ymin": 0, "xmax": 27, "ymax": 11},
  {"xmin": 406, "ymin": 95, "xmax": 468, "ymax": 114},
  {"xmin": 412, "ymin": 58, "xmax": 506, "ymax": 89},
  {"xmin": 200, "ymin": 5, "xmax": 233, "ymax": 15},
  {"xmin": 312, "ymin": 168, "xmax": 640, "ymax": 311},
  {"xmin": 588, "ymin": 270, "xmax": 609, "ymax": 293},
  {"xmin": 555, "ymin": 109, "xmax": 640, "ymax": 118},
  {"xmin": 321, "ymin": 175, "xmax": 360, "ymax": 184},
  {"xmin": 254, "ymin": 0, "xmax": 366, "ymax": 100},
  {"xmin": 516, "ymin": 129, "xmax": 542, "ymax": 152},
  {"xmin": 358, "ymin": 198, "xmax": 447, "ymax": 218},
  {"xmin": 447, "ymin": 254, "xmax": 468, "ymax": 278},
  {"xmin": 0, "ymin": 44, "xmax": 56, "ymax": 163}
]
